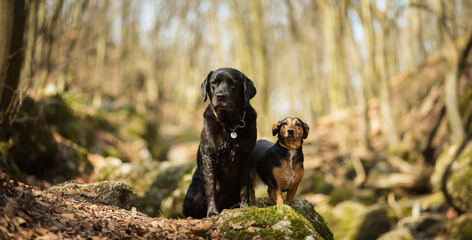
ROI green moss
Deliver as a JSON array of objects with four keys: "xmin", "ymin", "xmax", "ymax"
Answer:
[{"xmin": 216, "ymin": 205, "xmax": 322, "ymax": 240}]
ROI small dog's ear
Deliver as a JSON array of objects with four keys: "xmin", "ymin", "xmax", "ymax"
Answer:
[
  {"xmin": 302, "ymin": 122, "xmax": 310, "ymax": 139},
  {"xmin": 242, "ymin": 73, "xmax": 256, "ymax": 104},
  {"xmin": 272, "ymin": 121, "xmax": 282, "ymax": 136},
  {"xmin": 201, "ymin": 71, "xmax": 213, "ymax": 102}
]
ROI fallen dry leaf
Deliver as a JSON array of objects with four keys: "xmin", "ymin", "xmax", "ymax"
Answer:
[
  {"xmin": 230, "ymin": 221, "xmax": 245, "ymax": 230},
  {"xmin": 190, "ymin": 220, "xmax": 213, "ymax": 235}
]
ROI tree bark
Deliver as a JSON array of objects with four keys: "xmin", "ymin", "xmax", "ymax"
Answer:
[
  {"xmin": 0, "ymin": 0, "xmax": 27, "ymax": 122},
  {"xmin": 38, "ymin": 0, "xmax": 64, "ymax": 87},
  {"xmin": 0, "ymin": 0, "xmax": 15, "ymax": 104}
]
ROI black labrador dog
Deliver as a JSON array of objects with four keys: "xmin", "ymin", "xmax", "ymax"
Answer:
[{"xmin": 183, "ymin": 68, "xmax": 257, "ymax": 218}]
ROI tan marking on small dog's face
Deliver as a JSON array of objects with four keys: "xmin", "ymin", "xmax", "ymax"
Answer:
[{"xmin": 276, "ymin": 118, "xmax": 307, "ymax": 149}]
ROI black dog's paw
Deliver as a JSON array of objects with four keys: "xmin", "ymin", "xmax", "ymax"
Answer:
[{"xmin": 207, "ymin": 208, "xmax": 219, "ymax": 217}]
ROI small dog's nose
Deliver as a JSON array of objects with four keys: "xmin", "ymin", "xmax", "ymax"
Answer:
[
  {"xmin": 287, "ymin": 129, "xmax": 294, "ymax": 135},
  {"xmin": 215, "ymin": 92, "xmax": 226, "ymax": 101}
]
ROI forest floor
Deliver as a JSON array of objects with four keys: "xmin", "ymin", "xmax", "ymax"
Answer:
[{"xmin": 0, "ymin": 171, "xmax": 219, "ymax": 239}]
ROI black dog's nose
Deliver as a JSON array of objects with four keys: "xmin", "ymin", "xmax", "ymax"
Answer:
[{"xmin": 216, "ymin": 92, "xmax": 226, "ymax": 101}]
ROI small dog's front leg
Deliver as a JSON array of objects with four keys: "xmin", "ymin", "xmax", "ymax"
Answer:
[{"xmin": 286, "ymin": 184, "xmax": 299, "ymax": 206}]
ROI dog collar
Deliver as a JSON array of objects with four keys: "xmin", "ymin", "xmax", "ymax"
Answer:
[
  {"xmin": 229, "ymin": 111, "xmax": 246, "ymax": 139},
  {"xmin": 278, "ymin": 141, "xmax": 301, "ymax": 150}
]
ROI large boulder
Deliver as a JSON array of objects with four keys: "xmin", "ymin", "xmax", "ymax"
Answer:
[
  {"xmin": 214, "ymin": 198, "xmax": 333, "ymax": 240},
  {"xmin": 379, "ymin": 213, "xmax": 447, "ymax": 239},
  {"xmin": 7, "ymin": 97, "xmax": 58, "ymax": 175},
  {"xmin": 93, "ymin": 155, "xmax": 160, "ymax": 195},
  {"xmin": 317, "ymin": 201, "xmax": 394, "ymax": 240},
  {"xmin": 54, "ymin": 135, "xmax": 93, "ymax": 180},
  {"xmin": 396, "ymin": 214, "xmax": 446, "ymax": 239},
  {"xmin": 48, "ymin": 180, "xmax": 139, "ymax": 210},
  {"xmin": 139, "ymin": 163, "xmax": 195, "ymax": 218},
  {"xmin": 431, "ymin": 139, "xmax": 472, "ymax": 213}
]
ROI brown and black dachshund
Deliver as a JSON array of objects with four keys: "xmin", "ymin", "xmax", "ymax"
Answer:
[
  {"xmin": 183, "ymin": 68, "xmax": 257, "ymax": 218},
  {"xmin": 252, "ymin": 117, "xmax": 309, "ymax": 206}
]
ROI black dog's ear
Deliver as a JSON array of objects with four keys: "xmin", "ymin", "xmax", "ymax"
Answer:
[
  {"xmin": 272, "ymin": 121, "xmax": 282, "ymax": 136},
  {"xmin": 302, "ymin": 121, "xmax": 310, "ymax": 139},
  {"xmin": 201, "ymin": 71, "xmax": 213, "ymax": 102},
  {"xmin": 242, "ymin": 73, "xmax": 256, "ymax": 104}
]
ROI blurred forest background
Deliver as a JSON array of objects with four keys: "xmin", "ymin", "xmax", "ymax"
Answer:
[{"xmin": 1, "ymin": 0, "xmax": 472, "ymax": 239}]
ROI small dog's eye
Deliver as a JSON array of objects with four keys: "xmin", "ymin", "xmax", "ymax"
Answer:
[
  {"xmin": 283, "ymin": 122, "xmax": 288, "ymax": 125},
  {"xmin": 295, "ymin": 122, "xmax": 301, "ymax": 127}
]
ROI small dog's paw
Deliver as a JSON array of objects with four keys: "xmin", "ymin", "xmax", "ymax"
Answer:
[{"xmin": 276, "ymin": 204, "xmax": 285, "ymax": 213}]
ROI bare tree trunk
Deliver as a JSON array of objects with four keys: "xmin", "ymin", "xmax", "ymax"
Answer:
[
  {"xmin": 360, "ymin": 0, "xmax": 378, "ymax": 98},
  {"xmin": 57, "ymin": 1, "xmax": 88, "ymax": 93},
  {"xmin": 230, "ymin": 0, "xmax": 254, "ymax": 81},
  {"xmin": 0, "ymin": 0, "xmax": 26, "ymax": 125},
  {"xmin": 405, "ymin": 0, "xmax": 423, "ymax": 70},
  {"xmin": 436, "ymin": 1, "xmax": 466, "ymax": 142},
  {"xmin": 249, "ymin": 0, "xmax": 269, "ymax": 117},
  {"xmin": 345, "ymin": 2, "xmax": 372, "ymax": 150},
  {"xmin": 93, "ymin": 0, "xmax": 109, "ymax": 109},
  {"xmin": 0, "ymin": 1, "xmax": 15, "ymax": 102},
  {"xmin": 377, "ymin": 3, "xmax": 400, "ymax": 152},
  {"xmin": 38, "ymin": 0, "xmax": 64, "ymax": 87},
  {"xmin": 23, "ymin": 0, "xmax": 39, "ymax": 89}
]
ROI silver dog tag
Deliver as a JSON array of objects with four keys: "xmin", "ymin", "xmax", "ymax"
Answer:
[{"xmin": 230, "ymin": 131, "xmax": 237, "ymax": 139}]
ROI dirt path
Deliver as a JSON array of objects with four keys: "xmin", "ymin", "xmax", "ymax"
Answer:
[{"xmin": 0, "ymin": 172, "xmax": 219, "ymax": 239}]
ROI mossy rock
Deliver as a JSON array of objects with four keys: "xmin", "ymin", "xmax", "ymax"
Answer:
[
  {"xmin": 433, "ymin": 139, "xmax": 472, "ymax": 213},
  {"xmin": 48, "ymin": 180, "xmax": 138, "ymax": 210},
  {"xmin": 448, "ymin": 213, "xmax": 472, "ymax": 240},
  {"xmin": 41, "ymin": 93, "xmax": 116, "ymax": 150},
  {"xmin": 139, "ymin": 163, "xmax": 195, "ymax": 218},
  {"xmin": 299, "ymin": 170, "xmax": 333, "ymax": 195},
  {"xmin": 8, "ymin": 97, "xmax": 57, "ymax": 174},
  {"xmin": 317, "ymin": 201, "xmax": 394, "ymax": 240},
  {"xmin": 396, "ymin": 213, "xmax": 446, "ymax": 239},
  {"xmin": 378, "ymin": 228, "xmax": 414, "ymax": 240},
  {"xmin": 214, "ymin": 199, "xmax": 333, "ymax": 240},
  {"xmin": 93, "ymin": 156, "xmax": 160, "ymax": 195},
  {"xmin": 55, "ymin": 137, "xmax": 93, "ymax": 180}
]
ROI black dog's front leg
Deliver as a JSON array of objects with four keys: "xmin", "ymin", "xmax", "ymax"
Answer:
[
  {"xmin": 239, "ymin": 159, "xmax": 252, "ymax": 207},
  {"xmin": 201, "ymin": 155, "xmax": 219, "ymax": 217}
]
